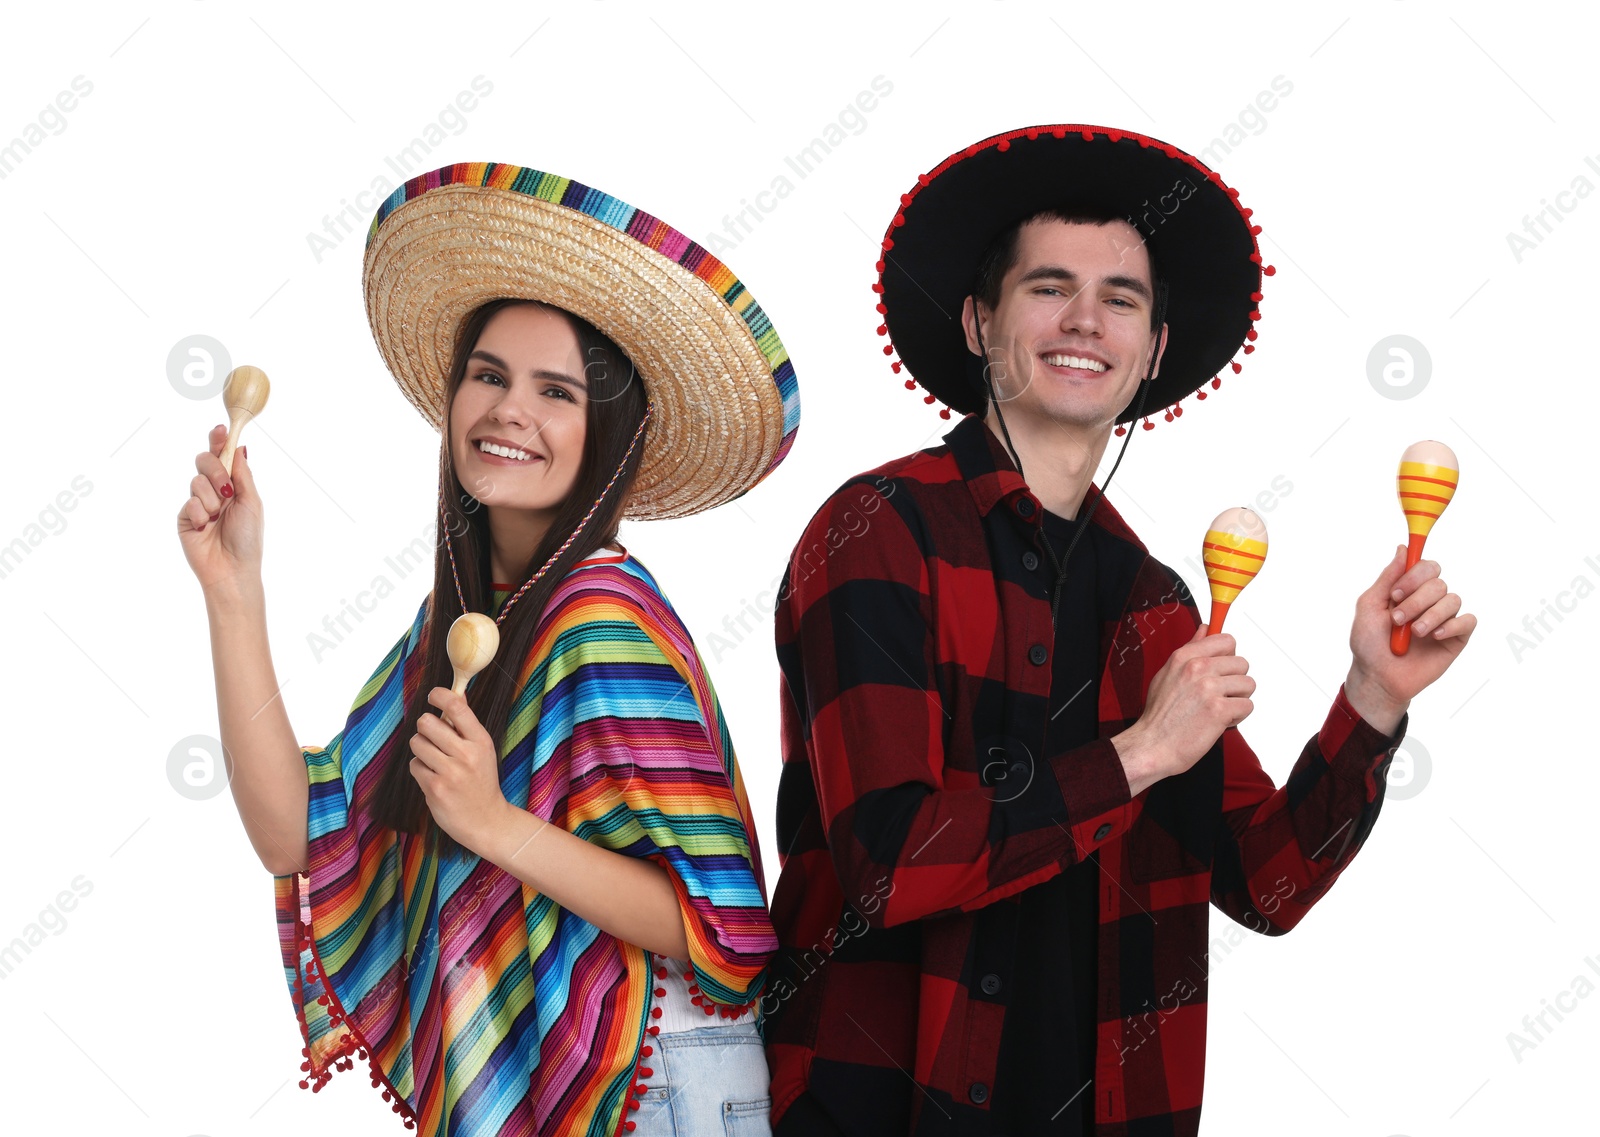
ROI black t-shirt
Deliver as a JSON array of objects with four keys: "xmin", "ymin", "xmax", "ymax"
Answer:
[{"xmin": 988, "ymin": 503, "xmax": 1108, "ymax": 1135}]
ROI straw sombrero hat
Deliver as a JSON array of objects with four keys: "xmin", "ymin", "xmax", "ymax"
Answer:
[{"xmin": 363, "ymin": 161, "xmax": 799, "ymax": 519}]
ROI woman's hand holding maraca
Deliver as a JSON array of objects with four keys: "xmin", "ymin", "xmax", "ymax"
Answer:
[
  {"xmin": 409, "ymin": 687, "xmax": 510, "ymax": 854},
  {"xmin": 178, "ymin": 423, "xmax": 263, "ymax": 592},
  {"xmin": 1345, "ymin": 544, "xmax": 1476, "ymax": 729}
]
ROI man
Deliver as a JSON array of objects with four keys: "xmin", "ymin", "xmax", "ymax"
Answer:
[{"xmin": 761, "ymin": 125, "xmax": 1474, "ymax": 1136}]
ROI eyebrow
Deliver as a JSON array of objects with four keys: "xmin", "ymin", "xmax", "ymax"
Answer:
[
  {"xmin": 467, "ymin": 350, "xmax": 585, "ymax": 388},
  {"xmin": 1016, "ymin": 264, "xmax": 1152, "ymax": 303}
]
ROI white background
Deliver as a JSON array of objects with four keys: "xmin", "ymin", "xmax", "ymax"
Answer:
[{"xmin": 0, "ymin": 1, "xmax": 1593, "ymax": 1133}]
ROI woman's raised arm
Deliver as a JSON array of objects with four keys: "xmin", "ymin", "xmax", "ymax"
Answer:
[{"xmin": 180, "ymin": 425, "xmax": 309, "ymax": 875}]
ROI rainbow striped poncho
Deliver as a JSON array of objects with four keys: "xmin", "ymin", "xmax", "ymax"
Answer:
[{"xmin": 272, "ymin": 551, "xmax": 776, "ymax": 1135}]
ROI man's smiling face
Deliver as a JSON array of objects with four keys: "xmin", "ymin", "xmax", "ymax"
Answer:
[{"xmin": 963, "ymin": 216, "xmax": 1167, "ymax": 432}]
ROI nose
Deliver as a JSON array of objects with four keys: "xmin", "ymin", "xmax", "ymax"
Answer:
[
  {"xmin": 487, "ymin": 383, "xmax": 540, "ymax": 440},
  {"xmin": 1053, "ymin": 282, "xmax": 1102, "ymax": 336}
]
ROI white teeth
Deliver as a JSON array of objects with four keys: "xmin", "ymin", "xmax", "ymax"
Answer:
[
  {"xmin": 477, "ymin": 440, "xmax": 534, "ymax": 461},
  {"xmin": 1043, "ymin": 353, "xmax": 1108, "ymax": 372}
]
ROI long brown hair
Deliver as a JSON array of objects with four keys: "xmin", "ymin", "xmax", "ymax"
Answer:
[{"xmin": 367, "ymin": 297, "xmax": 649, "ymax": 861}]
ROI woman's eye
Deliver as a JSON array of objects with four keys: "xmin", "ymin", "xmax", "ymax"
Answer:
[
  {"xmin": 475, "ymin": 371, "xmax": 504, "ymax": 386},
  {"xmin": 544, "ymin": 386, "xmax": 574, "ymax": 401}
]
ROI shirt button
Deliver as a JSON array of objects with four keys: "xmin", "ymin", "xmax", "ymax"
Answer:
[
  {"xmin": 1015, "ymin": 497, "xmax": 1035, "ymax": 517},
  {"xmin": 1021, "ymin": 550, "xmax": 1039, "ymax": 571},
  {"xmin": 980, "ymin": 973, "xmax": 1001, "ymax": 995},
  {"xmin": 1094, "ymin": 823, "xmax": 1113, "ymax": 841},
  {"xmin": 1028, "ymin": 643, "xmax": 1048, "ymax": 666},
  {"xmin": 969, "ymin": 1081, "xmax": 990, "ymax": 1104}
]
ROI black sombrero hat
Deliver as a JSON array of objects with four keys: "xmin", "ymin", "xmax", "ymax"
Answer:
[{"xmin": 875, "ymin": 124, "xmax": 1273, "ymax": 433}]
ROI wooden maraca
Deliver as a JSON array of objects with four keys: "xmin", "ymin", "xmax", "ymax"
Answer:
[
  {"xmin": 1201, "ymin": 506, "xmax": 1268, "ymax": 635},
  {"xmin": 442, "ymin": 613, "xmax": 500, "ymax": 729},
  {"xmin": 218, "ymin": 365, "xmax": 270, "ymax": 475},
  {"xmin": 1392, "ymin": 440, "xmax": 1460, "ymax": 655}
]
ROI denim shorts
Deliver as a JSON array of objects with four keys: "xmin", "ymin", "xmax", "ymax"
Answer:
[{"xmin": 630, "ymin": 1019, "xmax": 772, "ymax": 1137}]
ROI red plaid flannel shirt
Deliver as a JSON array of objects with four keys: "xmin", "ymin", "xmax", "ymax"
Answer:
[{"xmin": 763, "ymin": 412, "xmax": 1409, "ymax": 1136}]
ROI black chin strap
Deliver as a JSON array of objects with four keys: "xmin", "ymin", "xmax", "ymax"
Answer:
[{"xmin": 973, "ymin": 281, "xmax": 1168, "ymax": 628}]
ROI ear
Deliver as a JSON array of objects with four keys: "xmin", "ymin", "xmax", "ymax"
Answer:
[
  {"xmin": 1145, "ymin": 322, "xmax": 1170, "ymax": 382},
  {"xmin": 960, "ymin": 294, "xmax": 985, "ymax": 356}
]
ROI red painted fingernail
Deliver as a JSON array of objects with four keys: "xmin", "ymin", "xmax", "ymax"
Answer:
[
  {"xmin": 242, "ymin": 445, "xmax": 249, "ymax": 459},
  {"xmin": 220, "ymin": 483, "xmax": 234, "ymax": 498},
  {"xmin": 209, "ymin": 512, "xmax": 220, "ymax": 522},
  {"xmin": 196, "ymin": 522, "xmax": 206, "ymax": 531}
]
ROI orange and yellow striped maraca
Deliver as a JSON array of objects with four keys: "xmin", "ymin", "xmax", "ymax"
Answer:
[
  {"xmin": 1202, "ymin": 506, "xmax": 1268, "ymax": 635},
  {"xmin": 1392, "ymin": 440, "xmax": 1460, "ymax": 654}
]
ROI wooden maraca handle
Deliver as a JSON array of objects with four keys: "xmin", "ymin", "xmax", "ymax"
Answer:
[
  {"xmin": 219, "ymin": 365, "xmax": 270, "ymax": 475},
  {"xmin": 442, "ymin": 671, "xmax": 470, "ymax": 730}
]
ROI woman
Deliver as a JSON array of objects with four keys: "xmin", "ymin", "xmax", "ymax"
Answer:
[{"xmin": 178, "ymin": 163, "xmax": 799, "ymax": 1137}]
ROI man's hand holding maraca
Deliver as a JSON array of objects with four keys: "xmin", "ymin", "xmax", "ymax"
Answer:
[{"xmin": 1344, "ymin": 544, "xmax": 1476, "ymax": 732}]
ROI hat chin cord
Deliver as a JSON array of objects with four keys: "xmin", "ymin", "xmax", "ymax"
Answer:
[{"xmin": 973, "ymin": 282, "xmax": 1168, "ymax": 627}]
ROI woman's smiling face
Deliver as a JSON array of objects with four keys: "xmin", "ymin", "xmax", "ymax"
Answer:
[{"xmin": 450, "ymin": 302, "xmax": 588, "ymax": 514}]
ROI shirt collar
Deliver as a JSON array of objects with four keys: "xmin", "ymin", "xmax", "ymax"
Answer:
[{"xmin": 940, "ymin": 411, "xmax": 1147, "ymax": 552}]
